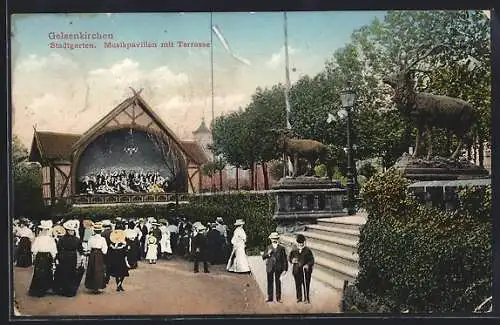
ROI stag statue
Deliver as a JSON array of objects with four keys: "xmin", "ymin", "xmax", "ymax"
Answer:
[
  {"xmin": 272, "ymin": 129, "xmax": 331, "ymax": 177},
  {"xmin": 383, "ymin": 44, "xmax": 478, "ymax": 160}
]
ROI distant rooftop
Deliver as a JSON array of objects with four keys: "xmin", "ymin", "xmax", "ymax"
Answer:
[{"xmin": 192, "ymin": 117, "xmax": 210, "ymax": 135}]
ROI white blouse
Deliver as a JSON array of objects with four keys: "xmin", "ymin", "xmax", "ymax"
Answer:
[
  {"xmin": 231, "ymin": 226, "xmax": 247, "ymax": 247},
  {"xmin": 88, "ymin": 234, "xmax": 108, "ymax": 254},
  {"xmin": 125, "ymin": 228, "xmax": 136, "ymax": 240},
  {"xmin": 134, "ymin": 227, "xmax": 142, "ymax": 240},
  {"xmin": 15, "ymin": 227, "xmax": 35, "ymax": 241},
  {"xmin": 31, "ymin": 235, "xmax": 58, "ymax": 259}
]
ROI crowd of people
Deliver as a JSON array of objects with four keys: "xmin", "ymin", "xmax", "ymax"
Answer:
[
  {"xmin": 78, "ymin": 169, "xmax": 169, "ymax": 195},
  {"xmin": 13, "ymin": 216, "xmax": 315, "ymax": 304},
  {"xmin": 13, "ymin": 216, "xmax": 236, "ymax": 297}
]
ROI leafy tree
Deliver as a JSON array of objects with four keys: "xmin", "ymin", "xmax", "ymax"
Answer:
[
  {"xmin": 214, "ymin": 156, "xmax": 226, "ymax": 190},
  {"xmin": 12, "ymin": 135, "xmax": 45, "ymax": 219},
  {"xmin": 211, "ymin": 110, "xmax": 260, "ymax": 189},
  {"xmin": 213, "ymin": 10, "xmax": 491, "ymax": 182},
  {"xmin": 245, "ymin": 85, "xmax": 287, "ymax": 189},
  {"xmin": 348, "ymin": 10, "xmax": 490, "ymax": 160},
  {"xmin": 201, "ymin": 161, "xmax": 217, "ymax": 191}
]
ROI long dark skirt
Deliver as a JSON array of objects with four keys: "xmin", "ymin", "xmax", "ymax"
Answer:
[
  {"xmin": 108, "ymin": 247, "xmax": 130, "ymax": 277},
  {"xmin": 28, "ymin": 252, "xmax": 54, "ymax": 297},
  {"xmin": 54, "ymin": 250, "xmax": 79, "ymax": 297},
  {"xmin": 16, "ymin": 237, "xmax": 33, "ymax": 267},
  {"xmin": 85, "ymin": 249, "xmax": 106, "ymax": 290},
  {"xmin": 126, "ymin": 240, "xmax": 139, "ymax": 268}
]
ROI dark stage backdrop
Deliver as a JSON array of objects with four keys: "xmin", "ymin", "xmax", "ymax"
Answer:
[{"xmin": 76, "ymin": 128, "xmax": 187, "ymax": 192}]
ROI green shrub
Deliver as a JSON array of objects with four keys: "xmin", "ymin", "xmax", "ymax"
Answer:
[
  {"xmin": 358, "ymin": 163, "xmax": 378, "ymax": 179},
  {"xmin": 357, "ymin": 170, "xmax": 492, "ymax": 312},
  {"xmin": 342, "ymin": 283, "xmax": 395, "ymax": 313},
  {"xmin": 181, "ymin": 193, "xmax": 278, "ymax": 252}
]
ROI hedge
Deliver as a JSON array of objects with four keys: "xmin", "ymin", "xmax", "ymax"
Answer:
[
  {"xmin": 355, "ymin": 169, "xmax": 492, "ymax": 313},
  {"xmin": 63, "ymin": 192, "xmax": 278, "ymax": 254}
]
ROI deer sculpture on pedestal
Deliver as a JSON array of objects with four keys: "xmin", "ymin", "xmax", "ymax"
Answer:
[
  {"xmin": 272, "ymin": 129, "xmax": 332, "ymax": 178},
  {"xmin": 382, "ymin": 44, "xmax": 478, "ymax": 160}
]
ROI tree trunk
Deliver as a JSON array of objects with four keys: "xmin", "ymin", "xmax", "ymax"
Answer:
[
  {"xmin": 467, "ymin": 144, "xmax": 472, "ymax": 161},
  {"xmin": 479, "ymin": 137, "xmax": 484, "ymax": 168},
  {"xmin": 235, "ymin": 167, "xmax": 239, "ymax": 190},
  {"xmin": 250, "ymin": 163, "xmax": 255, "ymax": 191},
  {"xmin": 254, "ymin": 163, "xmax": 258, "ymax": 190},
  {"xmin": 262, "ymin": 162, "xmax": 269, "ymax": 190},
  {"xmin": 219, "ymin": 169, "xmax": 223, "ymax": 191},
  {"xmin": 473, "ymin": 136, "xmax": 478, "ymax": 165}
]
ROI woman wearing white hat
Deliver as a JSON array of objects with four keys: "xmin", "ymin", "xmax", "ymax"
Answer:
[
  {"xmin": 28, "ymin": 220, "xmax": 57, "ymax": 297},
  {"xmin": 107, "ymin": 230, "xmax": 130, "ymax": 291},
  {"xmin": 85, "ymin": 222, "xmax": 108, "ymax": 294},
  {"xmin": 53, "ymin": 220, "xmax": 84, "ymax": 297},
  {"xmin": 14, "ymin": 219, "xmax": 35, "ymax": 268},
  {"xmin": 226, "ymin": 219, "xmax": 251, "ymax": 274},
  {"xmin": 159, "ymin": 220, "xmax": 172, "ymax": 259}
]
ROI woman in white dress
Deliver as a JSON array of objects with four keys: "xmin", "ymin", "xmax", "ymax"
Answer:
[
  {"xmin": 159, "ymin": 221, "xmax": 172, "ymax": 258},
  {"xmin": 226, "ymin": 219, "xmax": 251, "ymax": 273}
]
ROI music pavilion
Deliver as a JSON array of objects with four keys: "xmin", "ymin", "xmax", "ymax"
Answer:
[{"xmin": 29, "ymin": 90, "xmax": 210, "ymax": 207}]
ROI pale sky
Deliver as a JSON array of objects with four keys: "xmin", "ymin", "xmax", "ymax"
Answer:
[{"xmin": 11, "ymin": 11, "xmax": 387, "ymax": 147}]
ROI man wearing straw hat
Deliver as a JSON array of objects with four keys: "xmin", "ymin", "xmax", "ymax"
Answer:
[
  {"xmin": 262, "ymin": 232, "xmax": 288, "ymax": 303},
  {"xmin": 289, "ymin": 234, "xmax": 315, "ymax": 304}
]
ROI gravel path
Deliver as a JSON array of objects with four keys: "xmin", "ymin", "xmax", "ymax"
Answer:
[{"xmin": 13, "ymin": 257, "xmax": 340, "ymax": 317}]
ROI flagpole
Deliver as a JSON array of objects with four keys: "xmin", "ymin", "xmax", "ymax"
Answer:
[
  {"xmin": 210, "ymin": 12, "xmax": 215, "ymax": 128},
  {"xmin": 283, "ymin": 11, "xmax": 292, "ymax": 178}
]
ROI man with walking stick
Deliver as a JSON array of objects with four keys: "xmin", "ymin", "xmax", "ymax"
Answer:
[
  {"xmin": 289, "ymin": 234, "xmax": 315, "ymax": 304},
  {"xmin": 262, "ymin": 232, "xmax": 288, "ymax": 303}
]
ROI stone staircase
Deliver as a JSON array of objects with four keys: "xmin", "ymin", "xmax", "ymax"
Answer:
[{"xmin": 279, "ymin": 213, "xmax": 367, "ymax": 291}]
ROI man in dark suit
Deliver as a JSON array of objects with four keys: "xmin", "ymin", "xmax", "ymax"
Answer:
[
  {"xmin": 151, "ymin": 222, "xmax": 162, "ymax": 260},
  {"xmin": 262, "ymin": 232, "xmax": 288, "ymax": 303},
  {"xmin": 205, "ymin": 223, "xmax": 220, "ymax": 265},
  {"xmin": 288, "ymin": 234, "xmax": 315, "ymax": 304},
  {"xmin": 138, "ymin": 218, "xmax": 149, "ymax": 259},
  {"xmin": 192, "ymin": 224, "xmax": 209, "ymax": 273}
]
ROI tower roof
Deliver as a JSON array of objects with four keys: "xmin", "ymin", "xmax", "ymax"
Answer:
[{"xmin": 192, "ymin": 118, "xmax": 210, "ymax": 135}]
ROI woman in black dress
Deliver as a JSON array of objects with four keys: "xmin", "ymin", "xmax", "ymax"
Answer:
[
  {"xmin": 125, "ymin": 221, "xmax": 139, "ymax": 269},
  {"xmin": 15, "ymin": 220, "xmax": 35, "ymax": 268},
  {"xmin": 108, "ymin": 230, "xmax": 130, "ymax": 291},
  {"xmin": 85, "ymin": 222, "xmax": 108, "ymax": 294},
  {"xmin": 28, "ymin": 220, "xmax": 57, "ymax": 297},
  {"xmin": 54, "ymin": 220, "xmax": 84, "ymax": 297}
]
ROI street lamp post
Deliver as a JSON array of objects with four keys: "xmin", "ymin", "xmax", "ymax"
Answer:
[{"xmin": 340, "ymin": 83, "xmax": 357, "ymax": 216}]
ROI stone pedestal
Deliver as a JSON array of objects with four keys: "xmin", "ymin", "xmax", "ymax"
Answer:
[
  {"xmin": 407, "ymin": 178, "xmax": 490, "ymax": 211},
  {"xmin": 394, "ymin": 153, "xmax": 490, "ymax": 181},
  {"xmin": 272, "ymin": 176, "xmax": 347, "ymax": 235}
]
